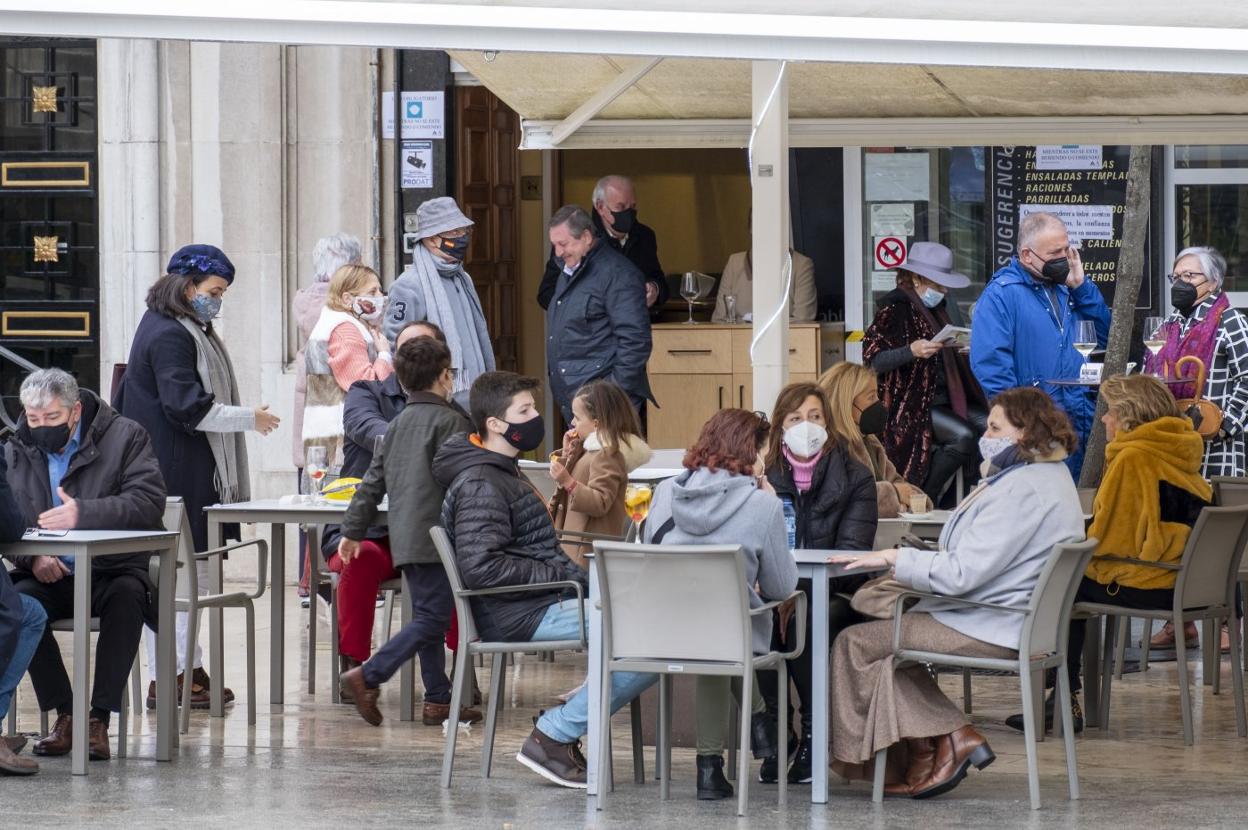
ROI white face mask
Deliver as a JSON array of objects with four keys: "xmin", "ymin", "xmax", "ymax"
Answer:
[
  {"xmin": 919, "ymin": 286, "xmax": 945, "ymax": 308},
  {"xmin": 978, "ymin": 434, "xmax": 1016, "ymax": 463},
  {"xmin": 783, "ymin": 420, "xmax": 828, "ymax": 458},
  {"xmin": 352, "ymin": 295, "xmax": 385, "ymax": 324}
]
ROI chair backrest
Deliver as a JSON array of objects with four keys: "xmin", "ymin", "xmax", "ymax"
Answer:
[
  {"xmin": 1019, "ymin": 537, "xmax": 1098, "ymax": 659},
  {"xmin": 1211, "ymin": 476, "xmax": 1248, "ymax": 508},
  {"xmin": 592, "ymin": 541, "xmax": 752, "ymax": 665},
  {"xmin": 429, "ymin": 526, "xmax": 481, "ymax": 644},
  {"xmin": 1076, "ymin": 487, "xmax": 1097, "ymax": 516},
  {"xmin": 161, "ymin": 497, "xmax": 196, "ymax": 596},
  {"xmin": 1173, "ymin": 504, "xmax": 1248, "ymax": 610}
]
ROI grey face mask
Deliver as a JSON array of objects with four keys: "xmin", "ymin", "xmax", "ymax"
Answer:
[{"xmin": 190, "ymin": 293, "xmax": 222, "ymax": 323}]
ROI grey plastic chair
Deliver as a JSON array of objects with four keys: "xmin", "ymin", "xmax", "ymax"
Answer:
[
  {"xmin": 873, "ymin": 538, "xmax": 1097, "ymax": 810},
  {"xmin": 1077, "ymin": 504, "xmax": 1248, "ymax": 745},
  {"xmin": 164, "ymin": 498, "xmax": 267, "ymax": 733},
  {"xmin": 1210, "ymin": 477, "xmax": 1248, "ymax": 673},
  {"xmin": 430, "ymin": 525, "xmax": 643, "ymax": 788},
  {"xmin": 591, "ymin": 540, "xmax": 806, "ymax": 817}
]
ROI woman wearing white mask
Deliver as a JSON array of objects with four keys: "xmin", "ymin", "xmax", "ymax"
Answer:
[
  {"xmin": 756, "ymin": 382, "xmax": 878, "ymax": 786},
  {"xmin": 303, "ymin": 264, "xmax": 392, "ymax": 466}
]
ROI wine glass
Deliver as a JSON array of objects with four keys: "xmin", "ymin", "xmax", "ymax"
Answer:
[
  {"xmin": 306, "ymin": 446, "xmax": 329, "ymax": 502},
  {"xmin": 624, "ymin": 484, "xmax": 652, "ymax": 524},
  {"xmin": 681, "ymin": 272, "xmax": 699, "ymax": 325},
  {"xmin": 1073, "ymin": 320, "xmax": 1097, "ymax": 360},
  {"xmin": 1142, "ymin": 316, "xmax": 1165, "ymax": 374}
]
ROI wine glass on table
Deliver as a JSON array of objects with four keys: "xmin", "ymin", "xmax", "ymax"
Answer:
[
  {"xmin": 681, "ymin": 272, "xmax": 700, "ymax": 325},
  {"xmin": 624, "ymin": 484, "xmax": 652, "ymax": 525},
  {"xmin": 1073, "ymin": 320, "xmax": 1098, "ymax": 360},
  {"xmin": 306, "ymin": 446, "xmax": 329, "ymax": 502},
  {"xmin": 1143, "ymin": 316, "xmax": 1165, "ymax": 376}
]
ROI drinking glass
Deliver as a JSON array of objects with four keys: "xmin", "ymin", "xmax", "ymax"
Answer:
[
  {"xmin": 1073, "ymin": 320, "xmax": 1097, "ymax": 359},
  {"xmin": 723, "ymin": 294, "xmax": 738, "ymax": 324},
  {"xmin": 306, "ymin": 446, "xmax": 329, "ymax": 501},
  {"xmin": 624, "ymin": 484, "xmax": 652, "ymax": 524},
  {"xmin": 681, "ymin": 272, "xmax": 699, "ymax": 325}
]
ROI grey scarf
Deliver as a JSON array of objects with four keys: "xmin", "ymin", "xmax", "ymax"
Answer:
[
  {"xmin": 177, "ymin": 317, "xmax": 251, "ymax": 504},
  {"xmin": 410, "ymin": 245, "xmax": 490, "ymax": 397}
]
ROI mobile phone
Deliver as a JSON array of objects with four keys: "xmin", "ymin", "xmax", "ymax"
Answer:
[
  {"xmin": 900, "ymin": 533, "xmax": 936, "ymax": 551},
  {"xmin": 33, "ymin": 528, "xmax": 69, "ymax": 537}
]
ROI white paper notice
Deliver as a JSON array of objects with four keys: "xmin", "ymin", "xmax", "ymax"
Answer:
[
  {"xmin": 1019, "ymin": 204, "xmax": 1114, "ymax": 240},
  {"xmin": 382, "ymin": 91, "xmax": 446, "ymax": 139},
  {"xmin": 869, "ymin": 203, "xmax": 915, "ymax": 236},
  {"xmin": 864, "ymin": 153, "xmax": 930, "ymax": 202},
  {"xmin": 401, "ymin": 140, "xmax": 433, "ymax": 189},
  {"xmin": 1035, "ymin": 145, "xmax": 1103, "ymax": 171},
  {"xmin": 871, "ymin": 271, "xmax": 897, "ymax": 292}
]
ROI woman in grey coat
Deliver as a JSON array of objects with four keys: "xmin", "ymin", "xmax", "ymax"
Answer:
[
  {"xmin": 642, "ymin": 408, "xmax": 798, "ymax": 801},
  {"xmin": 828, "ymin": 387, "xmax": 1084, "ymax": 800}
]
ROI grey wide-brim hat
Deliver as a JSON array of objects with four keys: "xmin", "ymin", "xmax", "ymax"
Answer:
[
  {"xmin": 413, "ymin": 196, "xmax": 474, "ymax": 241},
  {"xmin": 891, "ymin": 240, "xmax": 970, "ymax": 289}
]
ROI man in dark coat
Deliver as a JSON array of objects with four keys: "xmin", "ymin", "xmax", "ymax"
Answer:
[
  {"xmin": 544, "ymin": 204, "xmax": 655, "ymax": 422},
  {"xmin": 4, "ymin": 368, "xmax": 166, "ymax": 762},
  {"xmin": 537, "ymin": 174, "xmax": 669, "ymax": 312}
]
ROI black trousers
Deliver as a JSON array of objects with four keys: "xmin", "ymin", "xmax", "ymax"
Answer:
[
  {"xmin": 12, "ymin": 569, "xmax": 150, "ymax": 719},
  {"xmin": 1066, "ymin": 577, "xmax": 1174, "ymax": 693},
  {"xmin": 758, "ymin": 577, "xmax": 864, "ymax": 735},
  {"xmin": 923, "ymin": 405, "xmax": 989, "ymax": 504},
  {"xmin": 360, "ymin": 562, "xmax": 453, "ymax": 703}
]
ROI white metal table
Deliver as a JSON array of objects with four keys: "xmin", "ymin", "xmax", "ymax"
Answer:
[
  {"xmin": 203, "ymin": 499, "xmax": 387, "ymax": 714},
  {"xmin": 0, "ymin": 529, "xmax": 180, "ymax": 775},
  {"xmin": 585, "ymin": 548, "xmax": 882, "ymax": 804}
]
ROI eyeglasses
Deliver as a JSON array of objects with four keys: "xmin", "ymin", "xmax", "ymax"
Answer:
[{"xmin": 1166, "ymin": 271, "xmax": 1207, "ymax": 285}]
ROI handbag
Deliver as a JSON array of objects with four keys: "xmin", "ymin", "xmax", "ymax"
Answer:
[
  {"xmin": 850, "ymin": 574, "xmax": 916, "ymax": 620},
  {"xmin": 1174, "ymin": 355, "xmax": 1224, "ymax": 440}
]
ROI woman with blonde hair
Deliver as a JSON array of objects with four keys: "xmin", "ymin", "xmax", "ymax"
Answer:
[
  {"xmin": 818, "ymin": 362, "xmax": 931, "ymax": 518},
  {"xmin": 302, "ymin": 263, "xmax": 393, "ymax": 465}
]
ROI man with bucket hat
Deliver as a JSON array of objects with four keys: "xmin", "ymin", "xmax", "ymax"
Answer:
[
  {"xmin": 864, "ymin": 241, "xmax": 989, "ymax": 503},
  {"xmin": 385, "ymin": 197, "xmax": 496, "ymax": 410}
]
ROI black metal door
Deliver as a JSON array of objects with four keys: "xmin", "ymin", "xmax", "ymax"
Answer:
[{"xmin": 0, "ymin": 38, "xmax": 98, "ymax": 424}]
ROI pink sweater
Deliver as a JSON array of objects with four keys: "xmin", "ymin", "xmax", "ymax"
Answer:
[
  {"xmin": 327, "ymin": 322, "xmax": 392, "ymax": 390},
  {"xmin": 782, "ymin": 445, "xmax": 822, "ymax": 493}
]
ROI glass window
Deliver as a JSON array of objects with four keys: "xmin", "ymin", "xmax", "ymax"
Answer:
[
  {"xmin": 1175, "ymin": 145, "xmax": 1248, "ymax": 169},
  {"xmin": 1176, "ymin": 183, "xmax": 1248, "ymax": 292}
]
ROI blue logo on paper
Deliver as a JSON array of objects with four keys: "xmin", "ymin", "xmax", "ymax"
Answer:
[{"xmin": 406, "ymin": 100, "xmax": 423, "ymax": 119}]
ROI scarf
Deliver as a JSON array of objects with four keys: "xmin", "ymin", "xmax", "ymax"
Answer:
[
  {"xmin": 410, "ymin": 245, "xmax": 490, "ymax": 397},
  {"xmin": 177, "ymin": 317, "xmax": 251, "ymax": 504},
  {"xmin": 1145, "ymin": 292, "xmax": 1229, "ymax": 399},
  {"xmin": 897, "ymin": 281, "xmax": 983, "ymax": 417}
]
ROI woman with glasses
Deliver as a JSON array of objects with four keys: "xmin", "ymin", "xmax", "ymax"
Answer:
[{"xmin": 1144, "ymin": 246, "xmax": 1248, "ymax": 651}]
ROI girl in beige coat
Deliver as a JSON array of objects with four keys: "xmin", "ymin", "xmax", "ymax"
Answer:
[{"xmin": 550, "ymin": 380, "xmax": 652, "ymax": 566}]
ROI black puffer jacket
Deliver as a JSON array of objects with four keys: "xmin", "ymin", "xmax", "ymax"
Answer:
[
  {"xmin": 433, "ymin": 433, "xmax": 585, "ymax": 642},
  {"xmin": 766, "ymin": 443, "xmax": 878, "ymax": 591}
]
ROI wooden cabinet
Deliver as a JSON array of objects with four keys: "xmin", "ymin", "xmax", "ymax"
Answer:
[{"xmin": 647, "ymin": 323, "xmax": 823, "ymax": 447}]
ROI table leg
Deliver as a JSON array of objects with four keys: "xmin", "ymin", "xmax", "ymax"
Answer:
[
  {"xmin": 157, "ymin": 541, "xmax": 177, "ymax": 761},
  {"xmin": 271, "ymin": 523, "xmax": 286, "ymax": 708},
  {"xmin": 307, "ymin": 525, "xmax": 320, "ymax": 695},
  {"xmin": 1083, "ymin": 617, "xmax": 1102, "ymax": 728},
  {"xmin": 586, "ymin": 564, "xmax": 602, "ymax": 798},
  {"xmin": 72, "ymin": 548, "xmax": 91, "ymax": 776},
  {"xmin": 810, "ymin": 567, "xmax": 829, "ymax": 804},
  {"xmin": 208, "ymin": 518, "xmax": 225, "ymax": 717}
]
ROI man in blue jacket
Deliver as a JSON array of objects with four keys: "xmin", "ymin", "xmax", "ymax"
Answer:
[{"xmin": 970, "ymin": 212, "xmax": 1110, "ymax": 477}]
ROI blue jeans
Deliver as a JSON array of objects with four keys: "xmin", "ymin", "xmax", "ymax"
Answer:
[
  {"xmin": 0, "ymin": 595, "xmax": 48, "ymax": 719},
  {"xmin": 532, "ymin": 599, "xmax": 656, "ymax": 744}
]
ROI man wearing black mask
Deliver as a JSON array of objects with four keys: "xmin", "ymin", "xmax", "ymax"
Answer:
[
  {"xmin": 537, "ymin": 174, "xmax": 669, "ymax": 312},
  {"xmin": 970, "ymin": 212, "xmax": 1111, "ymax": 477}
]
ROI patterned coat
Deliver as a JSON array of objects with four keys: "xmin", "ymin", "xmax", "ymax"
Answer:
[{"xmin": 1158, "ymin": 295, "xmax": 1248, "ymax": 479}]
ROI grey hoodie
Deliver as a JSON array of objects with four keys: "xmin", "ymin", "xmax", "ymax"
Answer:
[{"xmin": 643, "ymin": 467, "xmax": 798, "ymax": 653}]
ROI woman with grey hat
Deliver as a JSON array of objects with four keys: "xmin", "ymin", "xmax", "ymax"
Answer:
[
  {"xmin": 863, "ymin": 241, "xmax": 988, "ymax": 504},
  {"xmin": 383, "ymin": 197, "xmax": 495, "ymax": 409}
]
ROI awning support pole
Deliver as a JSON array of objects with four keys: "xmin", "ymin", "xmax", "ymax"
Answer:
[{"xmin": 750, "ymin": 60, "xmax": 790, "ymax": 418}]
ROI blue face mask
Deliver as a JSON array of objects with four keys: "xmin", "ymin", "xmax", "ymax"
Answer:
[
  {"xmin": 919, "ymin": 287, "xmax": 945, "ymax": 308},
  {"xmin": 190, "ymin": 293, "xmax": 222, "ymax": 324}
]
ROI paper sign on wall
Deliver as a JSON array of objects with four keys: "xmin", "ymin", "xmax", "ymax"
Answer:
[
  {"xmin": 1018, "ymin": 203, "xmax": 1114, "ymax": 240},
  {"xmin": 864, "ymin": 153, "xmax": 930, "ymax": 202},
  {"xmin": 871, "ymin": 270, "xmax": 898, "ymax": 292},
  {"xmin": 869, "ymin": 203, "xmax": 915, "ymax": 236},
  {"xmin": 401, "ymin": 141, "xmax": 433, "ymax": 189},
  {"xmin": 383, "ymin": 91, "xmax": 445, "ymax": 139},
  {"xmin": 1035, "ymin": 145, "xmax": 1103, "ymax": 170}
]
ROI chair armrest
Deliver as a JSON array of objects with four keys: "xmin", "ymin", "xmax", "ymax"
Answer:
[
  {"xmin": 751, "ymin": 590, "xmax": 807, "ymax": 661},
  {"xmin": 556, "ymin": 529, "xmax": 625, "ymax": 544},
  {"xmin": 1091, "ymin": 555, "xmax": 1180, "ymax": 572},
  {"xmin": 459, "ymin": 580, "xmax": 587, "ymax": 646},
  {"xmin": 891, "ymin": 590, "xmax": 1025, "ymax": 653},
  {"xmin": 190, "ymin": 538, "xmax": 268, "ymax": 601}
]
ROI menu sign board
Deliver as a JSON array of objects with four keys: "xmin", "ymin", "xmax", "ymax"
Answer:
[{"xmin": 989, "ymin": 145, "xmax": 1152, "ymax": 309}]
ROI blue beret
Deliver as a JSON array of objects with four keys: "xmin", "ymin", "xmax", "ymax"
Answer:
[{"xmin": 167, "ymin": 244, "xmax": 235, "ymax": 283}]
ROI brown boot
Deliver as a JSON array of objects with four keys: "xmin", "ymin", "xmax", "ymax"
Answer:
[
  {"xmin": 0, "ymin": 738, "xmax": 37, "ymax": 776},
  {"xmin": 340, "ymin": 666, "xmax": 382, "ymax": 726},
  {"xmin": 884, "ymin": 737, "xmax": 936, "ymax": 797},
  {"xmin": 88, "ymin": 718, "xmax": 110, "ymax": 761},
  {"xmin": 33, "ymin": 714, "xmax": 72, "ymax": 757},
  {"xmin": 190, "ymin": 667, "xmax": 235, "ymax": 708},
  {"xmin": 910, "ymin": 725, "xmax": 995, "ymax": 800},
  {"xmin": 421, "ymin": 700, "xmax": 484, "ymax": 726},
  {"xmin": 338, "ymin": 656, "xmax": 362, "ymax": 704}
]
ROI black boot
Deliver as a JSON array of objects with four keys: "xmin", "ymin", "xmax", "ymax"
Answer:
[
  {"xmin": 787, "ymin": 730, "xmax": 813, "ymax": 784},
  {"xmin": 749, "ymin": 711, "xmax": 777, "ymax": 760},
  {"xmin": 696, "ymin": 754, "xmax": 734, "ymax": 800},
  {"xmin": 1005, "ymin": 690, "xmax": 1083, "ymax": 734}
]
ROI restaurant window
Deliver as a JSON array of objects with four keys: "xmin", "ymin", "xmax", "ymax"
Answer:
[{"xmin": 1173, "ymin": 146, "xmax": 1248, "ymax": 298}]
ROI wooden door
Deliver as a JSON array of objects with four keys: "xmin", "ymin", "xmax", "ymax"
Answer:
[{"xmin": 455, "ymin": 86, "xmax": 519, "ymax": 371}]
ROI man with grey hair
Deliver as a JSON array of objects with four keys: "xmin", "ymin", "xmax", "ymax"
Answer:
[
  {"xmin": 537, "ymin": 174, "xmax": 668, "ymax": 311},
  {"xmin": 4, "ymin": 368, "xmax": 166, "ymax": 761},
  {"xmin": 545, "ymin": 204, "xmax": 653, "ymax": 420},
  {"xmin": 970, "ymin": 211, "xmax": 1111, "ymax": 476}
]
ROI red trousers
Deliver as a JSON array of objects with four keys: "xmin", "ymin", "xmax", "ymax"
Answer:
[{"xmin": 327, "ymin": 539, "xmax": 462, "ymax": 663}]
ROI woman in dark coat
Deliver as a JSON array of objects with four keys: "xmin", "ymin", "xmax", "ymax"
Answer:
[
  {"xmin": 862, "ymin": 242, "xmax": 987, "ymax": 504},
  {"xmin": 113, "ymin": 244, "xmax": 280, "ymax": 705},
  {"xmin": 757, "ymin": 382, "xmax": 878, "ymax": 786}
]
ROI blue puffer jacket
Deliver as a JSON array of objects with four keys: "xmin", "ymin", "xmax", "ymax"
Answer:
[{"xmin": 970, "ymin": 257, "xmax": 1111, "ymax": 475}]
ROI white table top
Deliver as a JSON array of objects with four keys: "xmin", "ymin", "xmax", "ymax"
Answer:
[
  {"xmin": 0, "ymin": 529, "xmax": 180, "ymax": 557},
  {"xmin": 204, "ymin": 497, "xmax": 388, "ymax": 516}
]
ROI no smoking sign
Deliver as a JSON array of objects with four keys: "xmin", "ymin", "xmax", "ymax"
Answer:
[{"xmin": 874, "ymin": 236, "xmax": 907, "ymax": 269}]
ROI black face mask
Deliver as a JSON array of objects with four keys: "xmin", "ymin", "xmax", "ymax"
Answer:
[
  {"xmin": 1029, "ymin": 254, "xmax": 1070, "ymax": 286},
  {"xmin": 437, "ymin": 235, "xmax": 470, "ymax": 262},
  {"xmin": 857, "ymin": 401, "xmax": 889, "ymax": 437},
  {"xmin": 499, "ymin": 414, "xmax": 545, "ymax": 452},
  {"xmin": 30, "ymin": 422, "xmax": 72, "ymax": 455},
  {"xmin": 1171, "ymin": 280, "xmax": 1200, "ymax": 315},
  {"xmin": 609, "ymin": 208, "xmax": 637, "ymax": 235}
]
